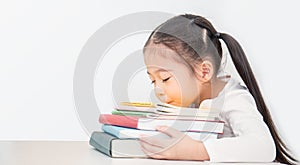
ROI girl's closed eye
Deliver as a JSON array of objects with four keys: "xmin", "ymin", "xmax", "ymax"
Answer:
[
  {"xmin": 150, "ymin": 77, "xmax": 170, "ymax": 84},
  {"xmin": 148, "ymin": 74, "xmax": 156, "ymax": 84},
  {"xmin": 159, "ymin": 72, "xmax": 173, "ymax": 83},
  {"xmin": 162, "ymin": 77, "xmax": 171, "ymax": 82}
]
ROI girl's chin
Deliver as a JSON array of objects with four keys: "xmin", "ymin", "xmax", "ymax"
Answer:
[
  {"xmin": 166, "ymin": 101, "xmax": 196, "ymax": 108},
  {"xmin": 166, "ymin": 101, "xmax": 183, "ymax": 107}
]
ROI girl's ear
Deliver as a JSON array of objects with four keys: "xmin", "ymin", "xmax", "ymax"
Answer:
[{"xmin": 194, "ymin": 60, "xmax": 214, "ymax": 82}]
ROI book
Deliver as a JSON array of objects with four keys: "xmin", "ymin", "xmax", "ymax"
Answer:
[
  {"xmin": 114, "ymin": 105, "xmax": 156, "ymax": 113},
  {"xmin": 155, "ymin": 103, "xmax": 220, "ymax": 118},
  {"xmin": 114, "ymin": 101, "xmax": 157, "ymax": 113},
  {"xmin": 111, "ymin": 109, "xmax": 151, "ymax": 117},
  {"xmin": 116, "ymin": 102, "xmax": 220, "ymax": 118},
  {"xmin": 119, "ymin": 102, "xmax": 155, "ymax": 107},
  {"xmin": 102, "ymin": 124, "xmax": 218, "ymax": 141},
  {"xmin": 89, "ymin": 131, "xmax": 146, "ymax": 158},
  {"xmin": 99, "ymin": 114, "xmax": 224, "ymax": 134},
  {"xmin": 145, "ymin": 113, "xmax": 216, "ymax": 121}
]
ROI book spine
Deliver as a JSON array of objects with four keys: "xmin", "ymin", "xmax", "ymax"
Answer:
[
  {"xmin": 100, "ymin": 114, "xmax": 224, "ymax": 133},
  {"xmin": 89, "ymin": 132, "xmax": 115, "ymax": 157},
  {"xmin": 102, "ymin": 125, "xmax": 121, "ymax": 138},
  {"xmin": 112, "ymin": 110, "xmax": 150, "ymax": 117},
  {"xmin": 90, "ymin": 131, "xmax": 147, "ymax": 158},
  {"xmin": 115, "ymin": 105, "xmax": 156, "ymax": 112},
  {"xmin": 99, "ymin": 114, "xmax": 139, "ymax": 129}
]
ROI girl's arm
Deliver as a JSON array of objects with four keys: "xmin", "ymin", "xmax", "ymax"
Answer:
[
  {"xmin": 140, "ymin": 90, "xmax": 276, "ymax": 162},
  {"xmin": 139, "ymin": 126, "xmax": 210, "ymax": 160},
  {"xmin": 202, "ymin": 91, "xmax": 276, "ymax": 162}
]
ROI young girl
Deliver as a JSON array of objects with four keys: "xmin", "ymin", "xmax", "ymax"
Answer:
[{"xmin": 139, "ymin": 14, "xmax": 298, "ymax": 164}]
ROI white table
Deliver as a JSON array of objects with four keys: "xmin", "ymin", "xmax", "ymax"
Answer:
[{"xmin": 0, "ymin": 141, "xmax": 282, "ymax": 165}]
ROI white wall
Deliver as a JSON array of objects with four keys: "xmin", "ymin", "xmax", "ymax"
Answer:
[{"xmin": 0, "ymin": 0, "xmax": 299, "ymax": 159}]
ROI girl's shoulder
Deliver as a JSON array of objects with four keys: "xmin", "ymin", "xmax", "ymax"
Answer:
[
  {"xmin": 217, "ymin": 77, "xmax": 257, "ymax": 110},
  {"xmin": 222, "ymin": 77, "xmax": 250, "ymax": 96},
  {"xmin": 216, "ymin": 78, "xmax": 262, "ymax": 118},
  {"xmin": 200, "ymin": 77, "xmax": 257, "ymax": 113}
]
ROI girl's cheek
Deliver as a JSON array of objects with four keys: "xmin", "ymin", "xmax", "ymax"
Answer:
[{"xmin": 166, "ymin": 84, "xmax": 182, "ymax": 101}]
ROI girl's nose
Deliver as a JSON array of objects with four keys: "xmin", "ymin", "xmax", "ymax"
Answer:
[
  {"xmin": 154, "ymin": 87, "xmax": 166, "ymax": 102},
  {"xmin": 154, "ymin": 85, "xmax": 164, "ymax": 95}
]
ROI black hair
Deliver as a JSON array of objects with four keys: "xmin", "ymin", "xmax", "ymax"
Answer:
[{"xmin": 143, "ymin": 14, "xmax": 298, "ymax": 164}]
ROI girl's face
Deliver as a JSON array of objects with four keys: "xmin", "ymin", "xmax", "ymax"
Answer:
[{"xmin": 144, "ymin": 44, "xmax": 201, "ymax": 107}]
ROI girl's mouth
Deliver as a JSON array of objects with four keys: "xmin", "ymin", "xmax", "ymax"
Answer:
[{"xmin": 166, "ymin": 101, "xmax": 173, "ymax": 104}]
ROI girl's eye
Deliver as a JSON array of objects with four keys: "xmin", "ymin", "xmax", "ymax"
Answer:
[
  {"xmin": 150, "ymin": 77, "xmax": 170, "ymax": 85},
  {"xmin": 162, "ymin": 77, "xmax": 171, "ymax": 82}
]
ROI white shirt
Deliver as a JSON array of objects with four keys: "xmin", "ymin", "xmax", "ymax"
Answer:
[{"xmin": 202, "ymin": 78, "xmax": 276, "ymax": 162}]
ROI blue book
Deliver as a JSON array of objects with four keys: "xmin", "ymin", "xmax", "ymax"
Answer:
[{"xmin": 102, "ymin": 124, "xmax": 218, "ymax": 141}]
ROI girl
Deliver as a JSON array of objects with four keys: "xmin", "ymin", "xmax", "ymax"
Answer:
[{"xmin": 139, "ymin": 14, "xmax": 298, "ymax": 164}]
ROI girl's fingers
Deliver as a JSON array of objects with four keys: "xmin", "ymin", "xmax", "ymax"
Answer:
[
  {"xmin": 140, "ymin": 126, "xmax": 186, "ymax": 149},
  {"xmin": 140, "ymin": 141, "xmax": 165, "ymax": 158},
  {"xmin": 156, "ymin": 126, "xmax": 183, "ymax": 138},
  {"xmin": 140, "ymin": 135, "xmax": 168, "ymax": 148},
  {"xmin": 141, "ymin": 147, "xmax": 165, "ymax": 159}
]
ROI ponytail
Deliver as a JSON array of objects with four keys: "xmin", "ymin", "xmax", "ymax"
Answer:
[
  {"xmin": 145, "ymin": 13, "xmax": 298, "ymax": 164},
  {"xmin": 219, "ymin": 33, "xmax": 298, "ymax": 164}
]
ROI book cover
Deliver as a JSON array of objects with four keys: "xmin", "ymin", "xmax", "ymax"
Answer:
[
  {"xmin": 102, "ymin": 124, "xmax": 218, "ymax": 141},
  {"xmin": 146, "ymin": 113, "xmax": 216, "ymax": 121},
  {"xmin": 89, "ymin": 131, "xmax": 146, "ymax": 158},
  {"xmin": 115, "ymin": 102, "xmax": 220, "ymax": 118},
  {"xmin": 99, "ymin": 114, "xmax": 224, "ymax": 134},
  {"xmin": 111, "ymin": 109, "xmax": 151, "ymax": 117},
  {"xmin": 155, "ymin": 103, "xmax": 220, "ymax": 117},
  {"xmin": 115, "ymin": 101, "xmax": 156, "ymax": 113}
]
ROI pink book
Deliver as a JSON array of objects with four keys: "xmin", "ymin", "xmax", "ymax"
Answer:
[{"xmin": 99, "ymin": 114, "xmax": 224, "ymax": 134}]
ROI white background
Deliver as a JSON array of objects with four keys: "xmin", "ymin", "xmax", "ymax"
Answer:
[{"xmin": 0, "ymin": 0, "xmax": 299, "ymax": 159}]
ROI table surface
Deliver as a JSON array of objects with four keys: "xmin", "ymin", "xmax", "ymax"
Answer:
[{"xmin": 0, "ymin": 141, "xmax": 283, "ymax": 165}]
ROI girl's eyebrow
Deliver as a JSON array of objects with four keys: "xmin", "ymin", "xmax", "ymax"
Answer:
[{"xmin": 147, "ymin": 69, "xmax": 172, "ymax": 75}]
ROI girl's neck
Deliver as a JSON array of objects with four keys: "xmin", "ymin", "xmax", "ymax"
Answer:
[{"xmin": 198, "ymin": 77, "xmax": 227, "ymax": 104}]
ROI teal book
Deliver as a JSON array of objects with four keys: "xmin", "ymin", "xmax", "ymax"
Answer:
[
  {"xmin": 89, "ymin": 131, "xmax": 147, "ymax": 158},
  {"xmin": 111, "ymin": 109, "xmax": 151, "ymax": 117}
]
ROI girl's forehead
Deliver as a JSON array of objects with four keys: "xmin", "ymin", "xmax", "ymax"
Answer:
[
  {"xmin": 144, "ymin": 53, "xmax": 182, "ymax": 72},
  {"xmin": 144, "ymin": 44, "xmax": 183, "ymax": 65},
  {"xmin": 145, "ymin": 57, "xmax": 192, "ymax": 76},
  {"xmin": 144, "ymin": 43, "xmax": 178, "ymax": 57},
  {"xmin": 146, "ymin": 64, "xmax": 176, "ymax": 75},
  {"xmin": 144, "ymin": 43, "xmax": 195, "ymax": 75}
]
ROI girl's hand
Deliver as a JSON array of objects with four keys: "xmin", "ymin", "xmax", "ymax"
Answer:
[{"xmin": 139, "ymin": 126, "xmax": 210, "ymax": 160}]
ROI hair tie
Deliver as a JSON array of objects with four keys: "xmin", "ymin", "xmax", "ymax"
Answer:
[
  {"xmin": 190, "ymin": 19, "xmax": 195, "ymax": 24},
  {"xmin": 215, "ymin": 32, "xmax": 221, "ymax": 38}
]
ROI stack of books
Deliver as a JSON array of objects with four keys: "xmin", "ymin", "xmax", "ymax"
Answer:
[{"xmin": 89, "ymin": 102, "xmax": 224, "ymax": 158}]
